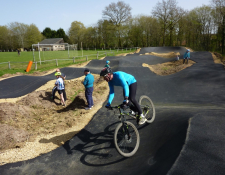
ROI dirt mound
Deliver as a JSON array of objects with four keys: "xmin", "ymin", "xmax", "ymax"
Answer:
[
  {"xmin": 140, "ymin": 52, "xmax": 180, "ymax": 58},
  {"xmin": 0, "ymin": 74, "xmax": 109, "ymax": 164},
  {"xmin": 18, "ymin": 91, "xmax": 53, "ymax": 109},
  {"xmin": 0, "ymin": 124, "xmax": 29, "ymax": 151},
  {"xmin": 143, "ymin": 59, "xmax": 196, "ymax": 76}
]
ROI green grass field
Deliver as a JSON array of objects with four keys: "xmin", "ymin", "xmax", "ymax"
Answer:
[{"xmin": 0, "ymin": 48, "xmax": 136, "ymax": 77}]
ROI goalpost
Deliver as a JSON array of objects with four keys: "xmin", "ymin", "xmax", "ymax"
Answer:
[
  {"xmin": 32, "ymin": 43, "xmax": 78, "ymax": 64},
  {"xmin": 65, "ymin": 44, "xmax": 78, "ymax": 58}
]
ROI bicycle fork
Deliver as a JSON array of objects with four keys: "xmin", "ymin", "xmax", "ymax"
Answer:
[{"xmin": 122, "ymin": 122, "xmax": 131, "ymax": 141}]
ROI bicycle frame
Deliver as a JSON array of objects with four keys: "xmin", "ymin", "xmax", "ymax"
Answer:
[{"xmin": 109, "ymin": 105, "xmax": 136, "ymax": 121}]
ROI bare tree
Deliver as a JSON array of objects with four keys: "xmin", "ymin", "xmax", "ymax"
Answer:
[
  {"xmin": 102, "ymin": 1, "xmax": 131, "ymax": 26},
  {"xmin": 8, "ymin": 22, "xmax": 28, "ymax": 49},
  {"xmin": 102, "ymin": 1, "xmax": 132, "ymax": 47},
  {"xmin": 152, "ymin": 0, "xmax": 184, "ymax": 46}
]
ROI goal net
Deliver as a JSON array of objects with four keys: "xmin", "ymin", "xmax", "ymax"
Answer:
[{"xmin": 32, "ymin": 43, "xmax": 78, "ymax": 63}]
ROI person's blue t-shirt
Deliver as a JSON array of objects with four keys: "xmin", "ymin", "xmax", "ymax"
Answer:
[
  {"xmin": 107, "ymin": 71, "xmax": 136, "ymax": 104},
  {"xmin": 183, "ymin": 52, "xmax": 190, "ymax": 58},
  {"xmin": 83, "ymin": 73, "xmax": 94, "ymax": 88}
]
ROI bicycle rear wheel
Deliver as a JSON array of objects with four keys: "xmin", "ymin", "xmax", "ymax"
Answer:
[
  {"xmin": 114, "ymin": 121, "xmax": 140, "ymax": 157},
  {"xmin": 139, "ymin": 95, "xmax": 156, "ymax": 123}
]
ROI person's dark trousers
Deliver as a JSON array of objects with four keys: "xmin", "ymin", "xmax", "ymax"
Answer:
[
  {"xmin": 52, "ymin": 86, "xmax": 67, "ymax": 101},
  {"xmin": 52, "ymin": 86, "xmax": 57, "ymax": 99},
  {"xmin": 85, "ymin": 86, "xmax": 94, "ymax": 108},
  {"xmin": 63, "ymin": 90, "xmax": 67, "ymax": 101},
  {"xmin": 123, "ymin": 82, "xmax": 142, "ymax": 115}
]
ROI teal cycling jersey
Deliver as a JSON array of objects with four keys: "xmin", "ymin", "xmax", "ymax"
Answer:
[
  {"xmin": 108, "ymin": 71, "xmax": 136, "ymax": 104},
  {"xmin": 83, "ymin": 73, "xmax": 94, "ymax": 88},
  {"xmin": 183, "ymin": 52, "xmax": 190, "ymax": 58}
]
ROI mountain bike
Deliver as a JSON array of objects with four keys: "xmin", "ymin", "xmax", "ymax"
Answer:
[{"xmin": 108, "ymin": 95, "xmax": 155, "ymax": 157}]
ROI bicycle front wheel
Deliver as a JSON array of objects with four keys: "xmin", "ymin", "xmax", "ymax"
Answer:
[
  {"xmin": 139, "ymin": 95, "xmax": 156, "ymax": 123},
  {"xmin": 114, "ymin": 121, "xmax": 140, "ymax": 157}
]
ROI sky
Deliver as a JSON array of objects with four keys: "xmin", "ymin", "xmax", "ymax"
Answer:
[{"xmin": 1, "ymin": 0, "xmax": 210, "ymax": 33}]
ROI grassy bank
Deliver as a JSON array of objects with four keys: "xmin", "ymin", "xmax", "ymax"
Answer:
[{"xmin": 0, "ymin": 48, "xmax": 136, "ymax": 77}]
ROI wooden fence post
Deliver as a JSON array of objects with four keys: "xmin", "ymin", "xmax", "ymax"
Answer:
[
  {"xmin": 35, "ymin": 62, "xmax": 37, "ymax": 70},
  {"xmin": 73, "ymin": 57, "xmax": 75, "ymax": 63},
  {"xmin": 86, "ymin": 56, "xmax": 88, "ymax": 61},
  {"xmin": 8, "ymin": 61, "xmax": 11, "ymax": 69}
]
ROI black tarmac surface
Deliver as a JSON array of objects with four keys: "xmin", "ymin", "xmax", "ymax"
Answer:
[{"xmin": 1, "ymin": 47, "xmax": 225, "ymax": 175}]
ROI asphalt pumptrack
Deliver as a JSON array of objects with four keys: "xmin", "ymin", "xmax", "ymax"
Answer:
[{"xmin": 1, "ymin": 47, "xmax": 225, "ymax": 175}]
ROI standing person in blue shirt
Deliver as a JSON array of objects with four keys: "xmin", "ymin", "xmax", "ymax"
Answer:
[
  {"xmin": 83, "ymin": 68, "xmax": 94, "ymax": 110},
  {"xmin": 55, "ymin": 72, "xmax": 66, "ymax": 106},
  {"xmin": 100, "ymin": 67, "xmax": 146, "ymax": 125},
  {"xmin": 183, "ymin": 49, "xmax": 190, "ymax": 64}
]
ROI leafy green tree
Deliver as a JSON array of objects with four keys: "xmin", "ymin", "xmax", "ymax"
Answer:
[
  {"xmin": 57, "ymin": 28, "xmax": 65, "ymax": 38},
  {"xmin": 68, "ymin": 21, "xmax": 86, "ymax": 49},
  {"xmin": 211, "ymin": 0, "xmax": 225, "ymax": 53},
  {"xmin": 127, "ymin": 15, "xmax": 161, "ymax": 47},
  {"xmin": 97, "ymin": 20, "xmax": 116, "ymax": 48},
  {"xmin": 127, "ymin": 17, "xmax": 142, "ymax": 47},
  {"xmin": 57, "ymin": 28, "xmax": 70, "ymax": 43},
  {"xmin": 25, "ymin": 24, "xmax": 43, "ymax": 48},
  {"xmin": 0, "ymin": 25, "xmax": 10, "ymax": 50},
  {"xmin": 83, "ymin": 26, "xmax": 97, "ymax": 49},
  {"xmin": 42, "ymin": 27, "xmax": 52, "ymax": 38},
  {"xmin": 51, "ymin": 30, "xmax": 58, "ymax": 38}
]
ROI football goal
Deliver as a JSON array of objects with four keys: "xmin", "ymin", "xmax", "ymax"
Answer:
[{"xmin": 32, "ymin": 43, "xmax": 78, "ymax": 63}]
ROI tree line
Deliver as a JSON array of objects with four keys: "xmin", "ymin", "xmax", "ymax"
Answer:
[{"xmin": 1, "ymin": 0, "xmax": 225, "ymax": 54}]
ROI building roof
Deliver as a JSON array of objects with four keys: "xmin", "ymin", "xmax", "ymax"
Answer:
[{"xmin": 39, "ymin": 38, "xmax": 64, "ymax": 44}]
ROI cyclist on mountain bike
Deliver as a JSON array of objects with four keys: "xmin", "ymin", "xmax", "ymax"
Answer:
[{"xmin": 100, "ymin": 67, "xmax": 146, "ymax": 125}]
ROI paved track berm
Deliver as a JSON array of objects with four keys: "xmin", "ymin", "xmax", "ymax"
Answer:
[{"xmin": 1, "ymin": 47, "xmax": 225, "ymax": 175}]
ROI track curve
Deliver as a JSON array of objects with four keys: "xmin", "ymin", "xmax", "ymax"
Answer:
[{"xmin": 1, "ymin": 47, "xmax": 225, "ymax": 175}]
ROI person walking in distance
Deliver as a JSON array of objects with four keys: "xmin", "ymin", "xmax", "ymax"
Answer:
[
  {"xmin": 183, "ymin": 49, "xmax": 190, "ymax": 64},
  {"xmin": 83, "ymin": 68, "xmax": 94, "ymax": 110}
]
